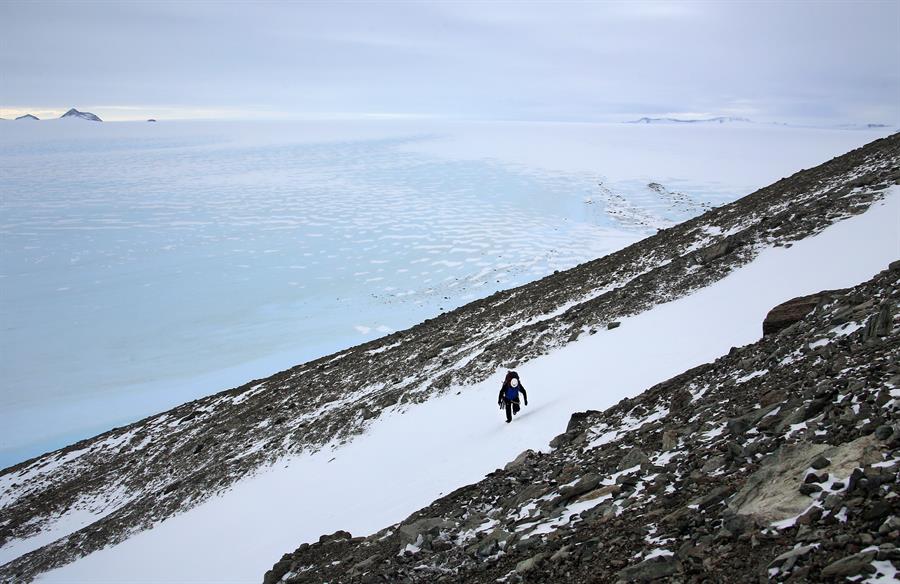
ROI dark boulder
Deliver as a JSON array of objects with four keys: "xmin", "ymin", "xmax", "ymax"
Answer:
[
  {"xmin": 566, "ymin": 410, "xmax": 599, "ymax": 433},
  {"xmin": 763, "ymin": 293, "xmax": 824, "ymax": 336},
  {"xmin": 617, "ymin": 556, "xmax": 680, "ymax": 581},
  {"xmin": 318, "ymin": 530, "xmax": 352, "ymax": 543},
  {"xmin": 698, "ymin": 239, "xmax": 736, "ymax": 264}
]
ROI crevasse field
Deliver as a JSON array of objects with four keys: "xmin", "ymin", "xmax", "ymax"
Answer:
[{"xmin": 0, "ymin": 119, "xmax": 890, "ymax": 467}]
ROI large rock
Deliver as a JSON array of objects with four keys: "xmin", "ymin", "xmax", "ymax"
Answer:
[
  {"xmin": 315, "ymin": 530, "xmax": 352, "ymax": 544},
  {"xmin": 616, "ymin": 556, "xmax": 679, "ymax": 582},
  {"xmin": 516, "ymin": 552, "xmax": 546, "ymax": 574},
  {"xmin": 661, "ymin": 428, "xmax": 681, "ymax": 450},
  {"xmin": 697, "ymin": 239, "xmax": 736, "ymax": 264},
  {"xmin": 397, "ymin": 517, "xmax": 454, "ymax": 544},
  {"xmin": 729, "ymin": 435, "xmax": 883, "ymax": 523},
  {"xmin": 821, "ymin": 550, "xmax": 877, "ymax": 577},
  {"xmin": 769, "ymin": 544, "xmax": 817, "ymax": 567},
  {"xmin": 504, "ymin": 449, "xmax": 535, "ymax": 471},
  {"xmin": 556, "ymin": 473, "xmax": 602, "ymax": 504},
  {"xmin": 619, "ymin": 448, "xmax": 649, "ymax": 470},
  {"xmin": 863, "ymin": 304, "xmax": 893, "ymax": 340},
  {"xmin": 669, "ymin": 387, "xmax": 692, "ymax": 412},
  {"xmin": 566, "ymin": 410, "xmax": 599, "ymax": 433},
  {"xmin": 763, "ymin": 293, "xmax": 824, "ymax": 336}
]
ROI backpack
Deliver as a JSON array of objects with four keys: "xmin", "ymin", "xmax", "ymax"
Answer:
[{"xmin": 503, "ymin": 370, "xmax": 521, "ymax": 402}]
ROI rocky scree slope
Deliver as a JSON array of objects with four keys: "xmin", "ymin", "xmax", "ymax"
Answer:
[
  {"xmin": 266, "ymin": 262, "xmax": 900, "ymax": 583},
  {"xmin": 1, "ymin": 134, "xmax": 898, "ymax": 581}
]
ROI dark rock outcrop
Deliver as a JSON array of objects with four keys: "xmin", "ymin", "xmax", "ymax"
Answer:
[
  {"xmin": 14, "ymin": 114, "xmax": 39, "ymax": 121},
  {"xmin": 763, "ymin": 292, "xmax": 838, "ymax": 336}
]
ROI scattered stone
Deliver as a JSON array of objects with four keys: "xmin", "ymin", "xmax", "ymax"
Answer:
[
  {"xmin": 661, "ymin": 429, "xmax": 680, "ymax": 451},
  {"xmin": 879, "ymin": 516, "xmax": 900, "ymax": 534},
  {"xmin": 516, "ymin": 552, "xmax": 546, "ymax": 574},
  {"xmin": 397, "ymin": 518, "xmax": 453, "ymax": 544},
  {"xmin": 821, "ymin": 551, "xmax": 877, "ymax": 577},
  {"xmin": 763, "ymin": 293, "xmax": 825, "ymax": 336},
  {"xmin": 669, "ymin": 388, "xmax": 692, "ymax": 412},
  {"xmin": 504, "ymin": 449, "xmax": 535, "ymax": 471},
  {"xmin": 616, "ymin": 556, "xmax": 679, "ymax": 582},
  {"xmin": 874, "ymin": 425, "xmax": 894, "ymax": 440},
  {"xmin": 862, "ymin": 501, "xmax": 891, "ymax": 522},
  {"xmin": 619, "ymin": 448, "xmax": 650, "ymax": 471},
  {"xmin": 804, "ymin": 471, "xmax": 827, "ymax": 484},
  {"xmin": 810, "ymin": 456, "xmax": 830, "ymax": 470},
  {"xmin": 557, "ymin": 474, "xmax": 602, "ymax": 504},
  {"xmin": 318, "ymin": 530, "xmax": 352, "ymax": 543},
  {"xmin": 798, "ymin": 483, "xmax": 821, "ymax": 496},
  {"xmin": 768, "ymin": 544, "xmax": 817, "ymax": 568}
]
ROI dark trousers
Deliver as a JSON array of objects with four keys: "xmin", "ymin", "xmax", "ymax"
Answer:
[{"xmin": 505, "ymin": 400, "xmax": 520, "ymax": 422}]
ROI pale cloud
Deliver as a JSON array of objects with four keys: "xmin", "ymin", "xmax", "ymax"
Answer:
[
  {"xmin": 2, "ymin": 0, "xmax": 898, "ymax": 125},
  {"xmin": 0, "ymin": 107, "xmax": 64, "ymax": 120}
]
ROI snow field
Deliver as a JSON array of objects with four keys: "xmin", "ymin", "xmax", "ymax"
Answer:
[{"xmin": 33, "ymin": 188, "xmax": 900, "ymax": 582}]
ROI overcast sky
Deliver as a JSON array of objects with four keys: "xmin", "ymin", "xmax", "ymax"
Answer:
[{"xmin": 2, "ymin": 0, "xmax": 898, "ymax": 123}]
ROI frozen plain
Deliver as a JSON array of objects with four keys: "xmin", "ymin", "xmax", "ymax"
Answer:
[{"xmin": 0, "ymin": 118, "xmax": 892, "ymax": 467}]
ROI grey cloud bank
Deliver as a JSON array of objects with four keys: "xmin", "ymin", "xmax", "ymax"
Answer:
[{"xmin": 2, "ymin": 0, "xmax": 898, "ymax": 124}]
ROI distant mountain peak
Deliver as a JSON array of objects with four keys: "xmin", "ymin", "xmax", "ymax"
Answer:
[
  {"xmin": 60, "ymin": 108, "xmax": 102, "ymax": 122},
  {"xmin": 15, "ymin": 114, "xmax": 40, "ymax": 121},
  {"xmin": 628, "ymin": 116, "xmax": 753, "ymax": 124}
]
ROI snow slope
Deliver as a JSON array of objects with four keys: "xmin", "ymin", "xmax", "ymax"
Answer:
[{"xmin": 33, "ymin": 189, "xmax": 900, "ymax": 582}]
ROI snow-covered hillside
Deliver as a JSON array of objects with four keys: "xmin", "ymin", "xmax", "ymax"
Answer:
[{"xmin": 0, "ymin": 133, "xmax": 897, "ymax": 582}]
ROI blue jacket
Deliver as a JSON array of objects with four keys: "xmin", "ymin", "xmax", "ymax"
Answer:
[{"xmin": 498, "ymin": 382, "xmax": 527, "ymax": 404}]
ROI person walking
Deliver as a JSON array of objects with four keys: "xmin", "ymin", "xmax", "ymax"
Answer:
[{"xmin": 498, "ymin": 371, "xmax": 528, "ymax": 423}]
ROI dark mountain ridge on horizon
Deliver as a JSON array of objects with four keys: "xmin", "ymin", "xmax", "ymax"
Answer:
[
  {"xmin": 626, "ymin": 116, "xmax": 894, "ymax": 130},
  {"xmin": 59, "ymin": 108, "xmax": 102, "ymax": 122}
]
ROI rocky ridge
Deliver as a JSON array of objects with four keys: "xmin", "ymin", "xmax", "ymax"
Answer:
[
  {"xmin": 266, "ymin": 261, "xmax": 900, "ymax": 583},
  {"xmin": 0, "ymin": 133, "xmax": 898, "ymax": 581}
]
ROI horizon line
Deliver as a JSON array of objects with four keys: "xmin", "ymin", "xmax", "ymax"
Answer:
[{"xmin": 1, "ymin": 106, "xmax": 896, "ymax": 128}]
